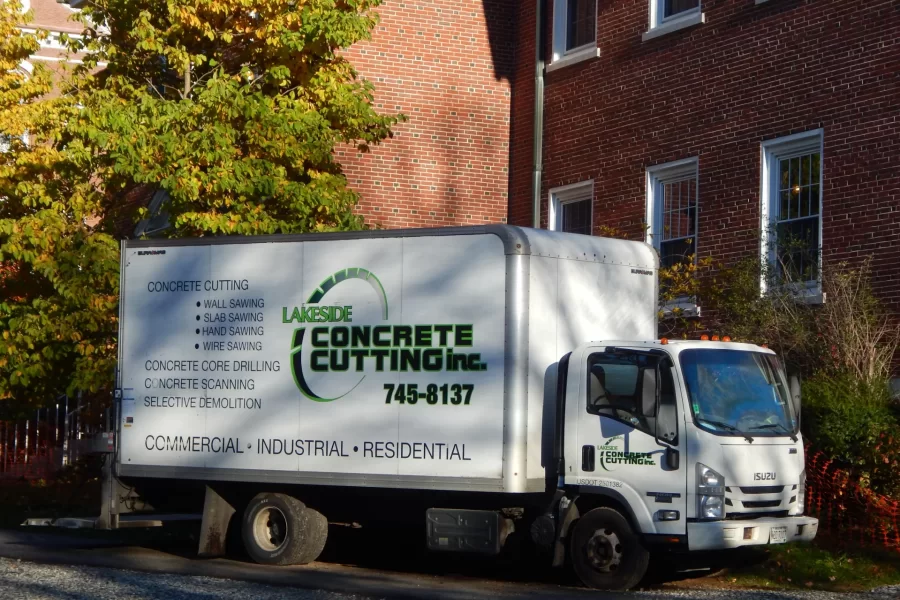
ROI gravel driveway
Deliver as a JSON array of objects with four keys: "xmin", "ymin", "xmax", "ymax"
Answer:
[
  {"xmin": 2, "ymin": 557, "xmax": 898, "ymax": 600},
  {"xmin": 0, "ymin": 558, "xmax": 379, "ymax": 600}
]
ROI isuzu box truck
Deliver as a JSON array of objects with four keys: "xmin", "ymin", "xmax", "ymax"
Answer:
[{"xmin": 109, "ymin": 225, "xmax": 817, "ymax": 589}]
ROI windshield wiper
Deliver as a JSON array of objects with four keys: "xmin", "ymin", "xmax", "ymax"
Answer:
[
  {"xmin": 749, "ymin": 423, "xmax": 798, "ymax": 442},
  {"xmin": 696, "ymin": 417, "xmax": 754, "ymax": 443}
]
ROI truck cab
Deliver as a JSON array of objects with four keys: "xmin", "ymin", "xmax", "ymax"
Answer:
[{"xmin": 555, "ymin": 338, "xmax": 818, "ymax": 588}]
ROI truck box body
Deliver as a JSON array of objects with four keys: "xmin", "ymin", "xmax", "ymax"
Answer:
[{"xmin": 117, "ymin": 226, "xmax": 657, "ymax": 494}]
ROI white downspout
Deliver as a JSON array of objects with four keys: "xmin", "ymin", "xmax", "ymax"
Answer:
[{"xmin": 532, "ymin": 0, "xmax": 546, "ymax": 229}]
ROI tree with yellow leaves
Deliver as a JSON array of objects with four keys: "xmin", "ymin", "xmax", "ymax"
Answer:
[{"xmin": 0, "ymin": 0, "xmax": 400, "ymax": 408}]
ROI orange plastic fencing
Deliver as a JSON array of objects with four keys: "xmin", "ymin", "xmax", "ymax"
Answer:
[{"xmin": 806, "ymin": 447, "xmax": 900, "ymax": 552}]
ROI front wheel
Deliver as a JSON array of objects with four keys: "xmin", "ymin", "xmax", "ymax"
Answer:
[{"xmin": 569, "ymin": 507, "xmax": 649, "ymax": 590}]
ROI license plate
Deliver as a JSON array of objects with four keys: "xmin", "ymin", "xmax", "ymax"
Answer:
[{"xmin": 770, "ymin": 526, "xmax": 787, "ymax": 544}]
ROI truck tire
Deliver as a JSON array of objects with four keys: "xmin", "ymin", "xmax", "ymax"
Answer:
[
  {"xmin": 242, "ymin": 493, "xmax": 328, "ymax": 566},
  {"xmin": 569, "ymin": 507, "xmax": 649, "ymax": 591}
]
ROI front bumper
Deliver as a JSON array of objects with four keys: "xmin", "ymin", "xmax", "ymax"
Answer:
[{"xmin": 687, "ymin": 516, "xmax": 818, "ymax": 551}]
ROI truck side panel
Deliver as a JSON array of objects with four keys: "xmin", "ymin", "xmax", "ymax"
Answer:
[
  {"xmin": 118, "ymin": 234, "xmax": 508, "ymax": 489},
  {"xmin": 524, "ymin": 241, "xmax": 658, "ymax": 485}
]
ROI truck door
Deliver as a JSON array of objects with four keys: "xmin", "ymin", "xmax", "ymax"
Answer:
[{"xmin": 573, "ymin": 348, "xmax": 687, "ymax": 536}]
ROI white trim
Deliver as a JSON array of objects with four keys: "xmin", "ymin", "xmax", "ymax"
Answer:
[
  {"xmin": 19, "ymin": 28, "xmax": 83, "ymax": 51},
  {"xmin": 551, "ymin": 0, "xmax": 598, "ymax": 66},
  {"xmin": 549, "ymin": 180, "xmax": 594, "ymax": 233},
  {"xmin": 545, "ymin": 46, "xmax": 601, "ymax": 73},
  {"xmin": 28, "ymin": 55, "xmax": 106, "ymax": 66},
  {"xmin": 759, "ymin": 129, "xmax": 824, "ymax": 295},
  {"xmin": 755, "ymin": 0, "xmax": 772, "ymax": 4}
]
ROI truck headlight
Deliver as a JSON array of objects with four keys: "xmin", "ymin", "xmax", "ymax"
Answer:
[
  {"xmin": 798, "ymin": 469, "xmax": 806, "ymax": 514},
  {"xmin": 700, "ymin": 495, "xmax": 724, "ymax": 519},
  {"xmin": 697, "ymin": 463, "xmax": 725, "ymax": 520}
]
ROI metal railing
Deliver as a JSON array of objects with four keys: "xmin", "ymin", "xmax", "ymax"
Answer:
[{"xmin": 0, "ymin": 393, "xmax": 108, "ymax": 480}]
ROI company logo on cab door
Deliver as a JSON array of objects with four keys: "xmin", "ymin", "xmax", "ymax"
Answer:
[
  {"xmin": 283, "ymin": 268, "xmax": 487, "ymax": 403},
  {"xmin": 597, "ymin": 435, "xmax": 656, "ymax": 471}
]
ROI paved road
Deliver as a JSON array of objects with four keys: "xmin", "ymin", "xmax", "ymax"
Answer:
[{"xmin": 0, "ymin": 528, "xmax": 896, "ymax": 599}]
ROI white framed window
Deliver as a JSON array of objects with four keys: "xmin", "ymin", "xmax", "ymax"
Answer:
[
  {"xmin": 760, "ymin": 130, "xmax": 824, "ymax": 298},
  {"xmin": 549, "ymin": 0, "xmax": 600, "ymax": 72},
  {"xmin": 549, "ymin": 180, "xmax": 593, "ymax": 235},
  {"xmin": 646, "ymin": 158, "xmax": 699, "ymax": 269},
  {"xmin": 643, "ymin": 0, "xmax": 705, "ymax": 41}
]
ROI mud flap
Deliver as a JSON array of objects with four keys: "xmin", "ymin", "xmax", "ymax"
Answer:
[
  {"xmin": 198, "ymin": 486, "xmax": 236, "ymax": 557},
  {"xmin": 552, "ymin": 498, "xmax": 580, "ymax": 568}
]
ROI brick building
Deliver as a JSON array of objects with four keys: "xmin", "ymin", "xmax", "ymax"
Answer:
[
  {"xmin": 509, "ymin": 0, "xmax": 899, "ymax": 323},
  {"xmin": 24, "ymin": 0, "xmax": 900, "ymax": 342}
]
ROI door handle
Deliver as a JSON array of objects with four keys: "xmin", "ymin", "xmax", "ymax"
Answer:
[{"xmin": 582, "ymin": 445, "xmax": 595, "ymax": 472}]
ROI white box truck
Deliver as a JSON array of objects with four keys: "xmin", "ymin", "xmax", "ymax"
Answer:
[{"xmin": 109, "ymin": 225, "xmax": 817, "ymax": 589}]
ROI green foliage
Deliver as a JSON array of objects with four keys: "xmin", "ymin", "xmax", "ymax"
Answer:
[
  {"xmin": 802, "ymin": 372, "xmax": 900, "ymax": 497},
  {"xmin": 705, "ymin": 257, "xmax": 823, "ymax": 375},
  {"xmin": 66, "ymin": 0, "xmax": 400, "ymax": 236},
  {"xmin": 0, "ymin": 0, "xmax": 401, "ymax": 407},
  {"xmin": 802, "ymin": 373, "xmax": 895, "ymax": 464}
]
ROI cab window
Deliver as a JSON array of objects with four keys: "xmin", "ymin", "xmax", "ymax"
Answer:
[{"xmin": 587, "ymin": 351, "xmax": 678, "ymax": 442}]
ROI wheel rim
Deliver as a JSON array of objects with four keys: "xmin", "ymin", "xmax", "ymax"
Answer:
[
  {"xmin": 584, "ymin": 527, "xmax": 623, "ymax": 573},
  {"xmin": 253, "ymin": 506, "xmax": 288, "ymax": 552}
]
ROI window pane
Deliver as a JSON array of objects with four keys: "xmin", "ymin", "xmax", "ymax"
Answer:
[
  {"xmin": 567, "ymin": 0, "xmax": 596, "ymax": 51},
  {"xmin": 561, "ymin": 198, "xmax": 591, "ymax": 235},
  {"xmin": 661, "ymin": 238, "xmax": 694, "ymax": 268},
  {"xmin": 809, "ymin": 184, "xmax": 820, "ymax": 215},
  {"xmin": 776, "ymin": 217, "xmax": 819, "ymax": 282},
  {"xmin": 790, "ymin": 157, "xmax": 801, "ymax": 189},
  {"xmin": 779, "ymin": 191, "xmax": 790, "ymax": 221},
  {"xmin": 789, "ymin": 185, "xmax": 799, "ymax": 220},
  {"xmin": 779, "ymin": 159, "xmax": 790, "ymax": 189},
  {"xmin": 664, "ymin": 0, "xmax": 700, "ymax": 19},
  {"xmin": 801, "ymin": 154, "xmax": 811, "ymax": 187},
  {"xmin": 811, "ymin": 153, "xmax": 820, "ymax": 185},
  {"xmin": 799, "ymin": 187, "xmax": 810, "ymax": 218}
]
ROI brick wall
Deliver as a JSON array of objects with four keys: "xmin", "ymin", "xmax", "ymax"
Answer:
[
  {"xmin": 511, "ymin": 0, "xmax": 900, "ymax": 315},
  {"xmin": 508, "ymin": 1, "xmax": 537, "ymax": 228},
  {"xmin": 339, "ymin": 0, "xmax": 517, "ymax": 229}
]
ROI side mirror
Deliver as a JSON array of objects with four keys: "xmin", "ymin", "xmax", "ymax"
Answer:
[{"xmin": 789, "ymin": 374, "xmax": 802, "ymax": 425}]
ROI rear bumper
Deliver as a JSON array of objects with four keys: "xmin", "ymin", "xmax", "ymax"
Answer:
[{"xmin": 687, "ymin": 516, "xmax": 818, "ymax": 551}]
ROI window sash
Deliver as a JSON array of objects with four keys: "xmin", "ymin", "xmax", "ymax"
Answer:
[
  {"xmin": 773, "ymin": 151, "xmax": 821, "ymax": 283},
  {"xmin": 560, "ymin": 198, "xmax": 592, "ymax": 235}
]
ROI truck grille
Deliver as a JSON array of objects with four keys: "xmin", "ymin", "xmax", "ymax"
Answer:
[
  {"xmin": 742, "ymin": 499, "xmax": 782, "ymax": 509},
  {"xmin": 739, "ymin": 486, "xmax": 784, "ymax": 494},
  {"xmin": 725, "ymin": 510, "xmax": 789, "ymax": 520}
]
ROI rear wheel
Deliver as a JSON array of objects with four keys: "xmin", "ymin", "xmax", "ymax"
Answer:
[
  {"xmin": 569, "ymin": 507, "xmax": 649, "ymax": 590},
  {"xmin": 242, "ymin": 493, "xmax": 328, "ymax": 566}
]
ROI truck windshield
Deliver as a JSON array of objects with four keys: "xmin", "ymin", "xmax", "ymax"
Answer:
[{"xmin": 679, "ymin": 349, "xmax": 797, "ymax": 436}]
